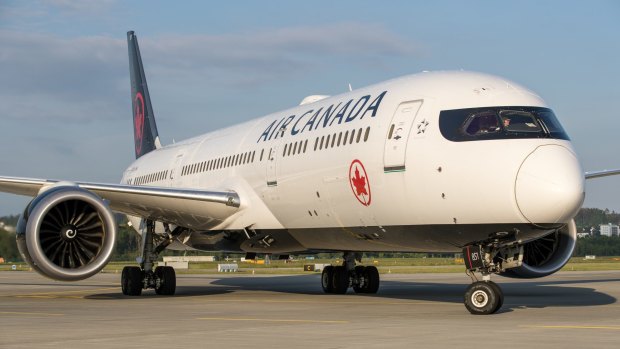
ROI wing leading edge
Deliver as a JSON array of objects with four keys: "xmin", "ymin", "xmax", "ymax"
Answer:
[
  {"xmin": 585, "ymin": 169, "xmax": 620, "ymax": 180},
  {"xmin": 0, "ymin": 176, "xmax": 241, "ymax": 230}
]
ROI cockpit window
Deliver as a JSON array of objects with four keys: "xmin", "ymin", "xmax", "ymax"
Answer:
[
  {"xmin": 499, "ymin": 110, "xmax": 542, "ymax": 133},
  {"xmin": 463, "ymin": 111, "xmax": 501, "ymax": 136},
  {"xmin": 439, "ymin": 106, "xmax": 569, "ymax": 142}
]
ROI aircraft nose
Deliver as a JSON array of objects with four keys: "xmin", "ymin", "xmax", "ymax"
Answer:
[{"xmin": 515, "ymin": 145, "xmax": 585, "ymax": 224}]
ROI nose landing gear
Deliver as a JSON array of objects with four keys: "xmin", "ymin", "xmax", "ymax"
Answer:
[
  {"xmin": 462, "ymin": 241, "xmax": 520, "ymax": 314},
  {"xmin": 464, "ymin": 279, "xmax": 504, "ymax": 315}
]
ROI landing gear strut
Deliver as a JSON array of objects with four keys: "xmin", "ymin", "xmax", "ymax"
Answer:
[
  {"xmin": 461, "ymin": 241, "xmax": 519, "ymax": 314},
  {"xmin": 321, "ymin": 252, "xmax": 380, "ymax": 294},
  {"xmin": 121, "ymin": 220, "xmax": 177, "ymax": 296}
]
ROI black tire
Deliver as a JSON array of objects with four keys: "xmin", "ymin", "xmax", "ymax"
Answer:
[
  {"xmin": 464, "ymin": 281, "xmax": 501, "ymax": 315},
  {"xmin": 364, "ymin": 266, "xmax": 380, "ymax": 294},
  {"xmin": 487, "ymin": 281, "xmax": 504, "ymax": 313},
  {"xmin": 121, "ymin": 266, "xmax": 143, "ymax": 296},
  {"xmin": 155, "ymin": 266, "xmax": 176, "ymax": 295},
  {"xmin": 352, "ymin": 266, "xmax": 367, "ymax": 293},
  {"xmin": 332, "ymin": 266, "xmax": 349, "ymax": 294},
  {"xmin": 321, "ymin": 266, "xmax": 334, "ymax": 293}
]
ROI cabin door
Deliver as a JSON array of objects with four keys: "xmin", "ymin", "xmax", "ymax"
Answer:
[
  {"xmin": 383, "ymin": 100, "xmax": 423, "ymax": 172},
  {"xmin": 266, "ymin": 146, "xmax": 278, "ymax": 187},
  {"xmin": 169, "ymin": 153, "xmax": 185, "ymax": 187}
]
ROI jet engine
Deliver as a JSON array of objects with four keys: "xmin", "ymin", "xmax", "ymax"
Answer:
[
  {"xmin": 16, "ymin": 185, "xmax": 117, "ymax": 281},
  {"xmin": 502, "ymin": 220, "xmax": 577, "ymax": 278}
]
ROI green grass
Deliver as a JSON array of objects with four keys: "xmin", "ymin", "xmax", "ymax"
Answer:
[{"xmin": 2, "ymin": 257, "xmax": 619, "ymax": 274}]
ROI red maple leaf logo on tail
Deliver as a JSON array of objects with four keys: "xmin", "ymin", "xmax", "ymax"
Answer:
[
  {"xmin": 134, "ymin": 92, "xmax": 145, "ymax": 156},
  {"xmin": 351, "ymin": 167, "xmax": 368, "ymax": 196}
]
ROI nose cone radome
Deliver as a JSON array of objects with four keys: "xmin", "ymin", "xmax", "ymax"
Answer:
[{"xmin": 515, "ymin": 145, "xmax": 585, "ymax": 224}]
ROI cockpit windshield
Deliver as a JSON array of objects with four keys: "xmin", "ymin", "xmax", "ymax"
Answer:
[{"xmin": 439, "ymin": 107, "xmax": 569, "ymax": 142}]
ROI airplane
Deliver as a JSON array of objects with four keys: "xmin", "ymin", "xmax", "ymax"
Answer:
[{"xmin": 1, "ymin": 31, "xmax": 619, "ymax": 315}]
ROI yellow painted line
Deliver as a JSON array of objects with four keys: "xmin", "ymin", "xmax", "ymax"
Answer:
[
  {"xmin": 192, "ymin": 298, "xmax": 440, "ymax": 306},
  {"xmin": 0, "ymin": 311, "xmax": 64, "ymax": 316},
  {"xmin": 26, "ymin": 287, "xmax": 118, "ymax": 295},
  {"xmin": 523, "ymin": 325, "xmax": 620, "ymax": 331},
  {"xmin": 16, "ymin": 295, "xmax": 85, "ymax": 299},
  {"xmin": 196, "ymin": 317, "xmax": 348, "ymax": 324},
  {"xmin": 1, "ymin": 287, "xmax": 118, "ymax": 298}
]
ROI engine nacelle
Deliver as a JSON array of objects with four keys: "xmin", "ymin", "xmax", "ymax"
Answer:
[
  {"xmin": 16, "ymin": 185, "xmax": 117, "ymax": 281},
  {"xmin": 501, "ymin": 220, "xmax": 576, "ymax": 278}
]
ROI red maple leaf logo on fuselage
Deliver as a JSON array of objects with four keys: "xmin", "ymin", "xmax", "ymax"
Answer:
[
  {"xmin": 352, "ymin": 167, "xmax": 367, "ymax": 196},
  {"xmin": 349, "ymin": 160, "xmax": 371, "ymax": 206}
]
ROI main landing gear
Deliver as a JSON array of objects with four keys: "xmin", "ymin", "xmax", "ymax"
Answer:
[
  {"xmin": 321, "ymin": 252, "xmax": 380, "ymax": 294},
  {"xmin": 121, "ymin": 220, "xmax": 178, "ymax": 296}
]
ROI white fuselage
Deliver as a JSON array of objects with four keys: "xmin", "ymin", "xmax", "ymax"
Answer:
[{"xmin": 121, "ymin": 71, "xmax": 585, "ymax": 253}]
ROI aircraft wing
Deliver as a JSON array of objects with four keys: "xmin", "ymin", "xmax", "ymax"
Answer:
[
  {"xmin": 585, "ymin": 169, "xmax": 620, "ymax": 180},
  {"xmin": 0, "ymin": 176, "xmax": 241, "ymax": 229}
]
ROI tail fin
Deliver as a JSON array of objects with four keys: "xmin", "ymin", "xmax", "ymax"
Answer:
[{"xmin": 127, "ymin": 31, "xmax": 161, "ymax": 159}]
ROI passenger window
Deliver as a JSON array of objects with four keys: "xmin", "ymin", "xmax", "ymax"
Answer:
[
  {"xmin": 283, "ymin": 144, "xmax": 288, "ymax": 157},
  {"xmin": 331, "ymin": 133, "xmax": 337, "ymax": 148},
  {"xmin": 320, "ymin": 136, "xmax": 325, "ymax": 150},
  {"xmin": 314, "ymin": 138, "xmax": 318, "ymax": 151},
  {"xmin": 350, "ymin": 129, "xmax": 355, "ymax": 144},
  {"xmin": 356, "ymin": 128, "xmax": 362, "ymax": 143},
  {"xmin": 303, "ymin": 139, "xmax": 308, "ymax": 153},
  {"xmin": 325, "ymin": 134, "xmax": 331, "ymax": 149},
  {"xmin": 293, "ymin": 142, "xmax": 298, "ymax": 155},
  {"xmin": 364, "ymin": 127, "xmax": 370, "ymax": 142}
]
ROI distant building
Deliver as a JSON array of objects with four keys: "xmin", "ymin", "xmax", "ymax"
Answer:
[
  {"xmin": 0, "ymin": 222, "xmax": 15, "ymax": 233},
  {"xmin": 600, "ymin": 223, "xmax": 619, "ymax": 237}
]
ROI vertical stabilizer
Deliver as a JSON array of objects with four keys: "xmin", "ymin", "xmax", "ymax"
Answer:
[{"xmin": 127, "ymin": 31, "xmax": 161, "ymax": 159}]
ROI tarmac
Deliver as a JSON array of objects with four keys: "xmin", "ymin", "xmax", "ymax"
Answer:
[{"xmin": 1, "ymin": 270, "xmax": 620, "ymax": 348}]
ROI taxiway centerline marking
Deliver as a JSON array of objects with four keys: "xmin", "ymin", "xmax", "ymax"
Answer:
[
  {"xmin": 191, "ymin": 298, "xmax": 445, "ymax": 306},
  {"xmin": 0, "ymin": 311, "xmax": 64, "ymax": 316},
  {"xmin": 523, "ymin": 325, "xmax": 620, "ymax": 331},
  {"xmin": 196, "ymin": 317, "xmax": 348, "ymax": 324},
  {"xmin": 0, "ymin": 287, "xmax": 118, "ymax": 298}
]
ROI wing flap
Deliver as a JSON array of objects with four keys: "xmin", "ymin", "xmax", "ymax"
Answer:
[{"xmin": 0, "ymin": 176, "xmax": 241, "ymax": 229}]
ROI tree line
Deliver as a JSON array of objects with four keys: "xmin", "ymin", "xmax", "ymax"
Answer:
[{"xmin": 2, "ymin": 208, "xmax": 620, "ymax": 263}]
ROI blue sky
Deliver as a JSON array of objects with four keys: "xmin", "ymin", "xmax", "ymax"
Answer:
[{"xmin": 0, "ymin": 0, "xmax": 619, "ymax": 215}]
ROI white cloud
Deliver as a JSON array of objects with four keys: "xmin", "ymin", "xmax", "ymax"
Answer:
[
  {"xmin": 41, "ymin": 0, "xmax": 118, "ymax": 13},
  {"xmin": 0, "ymin": 23, "xmax": 418, "ymax": 122}
]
